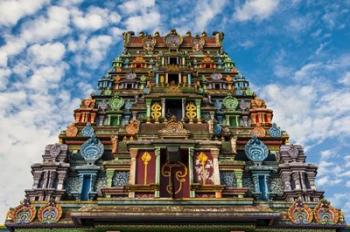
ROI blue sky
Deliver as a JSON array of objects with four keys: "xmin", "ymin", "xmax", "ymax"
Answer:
[{"xmin": 0, "ymin": 0, "xmax": 350, "ymax": 223}]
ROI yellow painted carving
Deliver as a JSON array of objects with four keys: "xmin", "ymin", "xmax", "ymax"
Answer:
[
  {"xmin": 198, "ymin": 152, "xmax": 208, "ymax": 185},
  {"xmin": 151, "ymin": 103, "xmax": 162, "ymax": 122},
  {"xmin": 141, "ymin": 152, "xmax": 152, "ymax": 185},
  {"xmin": 161, "ymin": 161, "xmax": 188, "ymax": 195},
  {"xmin": 185, "ymin": 102, "xmax": 197, "ymax": 122}
]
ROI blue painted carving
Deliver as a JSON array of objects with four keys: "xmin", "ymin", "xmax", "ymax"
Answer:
[
  {"xmin": 268, "ymin": 123, "xmax": 282, "ymax": 137},
  {"xmin": 245, "ymin": 136, "xmax": 268, "ymax": 162},
  {"xmin": 258, "ymin": 175, "xmax": 268, "ymax": 200},
  {"xmin": 220, "ymin": 172, "xmax": 236, "ymax": 187},
  {"xmin": 81, "ymin": 123, "xmax": 95, "ymax": 137},
  {"xmin": 124, "ymin": 99, "xmax": 133, "ymax": 112},
  {"xmin": 143, "ymin": 87, "xmax": 150, "ymax": 94},
  {"xmin": 81, "ymin": 175, "xmax": 91, "ymax": 200},
  {"xmin": 214, "ymin": 99, "xmax": 222, "ymax": 111},
  {"xmin": 113, "ymin": 172, "xmax": 129, "ymax": 187},
  {"xmin": 80, "ymin": 136, "xmax": 104, "ymax": 164},
  {"xmin": 235, "ymin": 86, "xmax": 243, "ymax": 96},
  {"xmin": 214, "ymin": 124, "xmax": 222, "ymax": 136}
]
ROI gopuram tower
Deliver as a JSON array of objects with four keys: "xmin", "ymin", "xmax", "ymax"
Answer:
[{"xmin": 4, "ymin": 30, "xmax": 347, "ymax": 232}]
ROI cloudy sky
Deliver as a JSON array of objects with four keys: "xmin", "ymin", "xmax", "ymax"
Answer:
[{"xmin": 1, "ymin": 0, "xmax": 350, "ymax": 222}]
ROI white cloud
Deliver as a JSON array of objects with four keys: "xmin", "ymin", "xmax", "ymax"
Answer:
[
  {"xmin": 193, "ymin": 0, "xmax": 227, "ymax": 31},
  {"xmin": 340, "ymin": 72, "xmax": 350, "ymax": 86},
  {"xmin": 0, "ymin": 0, "xmax": 49, "ymax": 26},
  {"xmin": 20, "ymin": 6, "xmax": 71, "ymax": 43},
  {"xmin": 72, "ymin": 6, "xmax": 121, "ymax": 32},
  {"xmin": 28, "ymin": 42, "xmax": 66, "ymax": 65},
  {"xmin": 234, "ymin": 0, "xmax": 279, "ymax": 22},
  {"xmin": 124, "ymin": 9, "xmax": 161, "ymax": 32},
  {"xmin": 119, "ymin": 0, "xmax": 155, "ymax": 14}
]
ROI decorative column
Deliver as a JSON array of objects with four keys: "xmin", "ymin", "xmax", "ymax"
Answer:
[
  {"xmin": 56, "ymin": 171, "xmax": 67, "ymax": 190},
  {"xmin": 155, "ymin": 147, "xmax": 161, "ymax": 197},
  {"xmin": 281, "ymin": 172, "xmax": 292, "ymax": 191},
  {"xmin": 292, "ymin": 172, "xmax": 301, "ymax": 190},
  {"xmin": 195, "ymin": 99, "xmax": 201, "ymax": 123},
  {"xmin": 188, "ymin": 147, "xmax": 195, "ymax": 198},
  {"xmin": 145, "ymin": 99, "xmax": 152, "ymax": 123},
  {"xmin": 306, "ymin": 171, "xmax": 316, "ymax": 190},
  {"xmin": 188, "ymin": 73, "xmax": 192, "ymax": 86},
  {"xmin": 129, "ymin": 148, "xmax": 138, "ymax": 198},
  {"xmin": 106, "ymin": 169, "xmax": 115, "ymax": 188},
  {"xmin": 156, "ymin": 73, "xmax": 159, "ymax": 86},
  {"xmin": 233, "ymin": 169, "xmax": 243, "ymax": 188},
  {"xmin": 182, "ymin": 98, "xmax": 186, "ymax": 121},
  {"xmin": 161, "ymin": 98, "xmax": 166, "ymax": 119},
  {"xmin": 211, "ymin": 148, "xmax": 221, "ymax": 198},
  {"xmin": 32, "ymin": 170, "xmax": 42, "ymax": 189}
]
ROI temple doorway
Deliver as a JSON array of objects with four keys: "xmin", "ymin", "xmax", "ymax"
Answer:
[
  {"xmin": 160, "ymin": 148, "xmax": 189, "ymax": 198},
  {"xmin": 166, "ymin": 99, "xmax": 182, "ymax": 121}
]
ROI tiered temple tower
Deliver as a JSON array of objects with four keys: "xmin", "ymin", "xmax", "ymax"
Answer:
[{"xmin": 5, "ymin": 30, "xmax": 347, "ymax": 232}]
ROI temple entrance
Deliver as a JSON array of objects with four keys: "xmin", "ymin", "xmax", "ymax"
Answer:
[
  {"xmin": 166, "ymin": 99, "xmax": 182, "ymax": 121},
  {"xmin": 160, "ymin": 147, "xmax": 189, "ymax": 198},
  {"xmin": 168, "ymin": 74, "xmax": 179, "ymax": 85}
]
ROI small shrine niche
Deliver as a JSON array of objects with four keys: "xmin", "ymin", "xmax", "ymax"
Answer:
[
  {"xmin": 74, "ymin": 98, "xmax": 97, "ymax": 124},
  {"xmin": 130, "ymin": 56, "xmax": 147, "ymax": 69},
  {"xmin": 200, "ymin": 55, "xmax": 216, "ymax": 69}
]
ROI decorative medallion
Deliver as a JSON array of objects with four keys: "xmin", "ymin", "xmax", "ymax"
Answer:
[
  {"xmin": 81, "ymin": 122, "xmax": 95, "ymax": 137},
  {"xmin": 80, "ymin": 136, "xmax": 104, "ymax": 164},
  {"xmin": 185, "ymin": 102, "xmax": 197, "ymax": 122},
  {"xmin": 244, "ymin": 136, "xmax": 268, "ymax": 162},
  {"xmin": 113, "ymin": 172, "xmax": 129, "ymax": 187},
  {"xmin": 210, "ymin": 73, "xmax": 222, "ymax": 81},
  {"xmin": 222, "ymin": 95, "xmax": 238, "ymax": 111},
  {"xmin": 66, "ymin": 123, "xmax": 78, "ymax": 137},
  {"xmin": 165, "ymin": 29, "xmax": 183, "ymax": 49},
  {"xmin": 268, "ymin": 123, "xmax": 282, "ymax": 137},
  {"xmin": 13, "ymin": 199, "xmax": 36, "ymax": 224},
  {"xmin": 37, "ymin": 201, "xmax": 62, "ymax": 224},
  {"xmin": 314, "ymin": 199, "xmax": 340, "ymax": 224},
  {"xmin": 151, "ymin": 103, "xmax": 162, "ymax": 121},
  {"xmin": 125, "ymin": 120, "xmax": 139, "ymax": 135},
  {"xmin": 192, "ymin": 36, "xmax": 205, "ymax": 52},
  {"xmin": 143, "ymin": 36, "xmax": 156, "ymax": 52},
  {"xmin": 288, "ymin": 200, "xmax": 313, "ymax": 224},
  {"xmin": 108, "ymin": 94, "xmax": 125, "ymax": 111}
]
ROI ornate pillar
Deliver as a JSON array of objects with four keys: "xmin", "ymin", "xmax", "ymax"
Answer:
[
  {"xmin": 32, "ymin": 170, "xmax": 42, "ymax": 189},
  {"xmin": 306, "ymin": 171, "xmax": 316, "ymax": 190},
  {"xmin": 300, "ymin": 171, "xmax": 306, "ymax": 190},
  {"xmin": 56, "ymin": 171, "xmax": 67, "ymax": 190},
  {"xmin": 129, "ymin": 148, "xmax": 138, "ymax": 198},
  {"xmin": 156, "ymin": 73, "xmax": 159, "ymax": 86},
  {"xmin": 145, "ymin": 99, "xmax": 152, "ymax": 123},
  {"xmin": 106, "ymin": 169, "xmax": 115, "ymax": 188},
  {"xmin": 182, "ymin": 98, "xmax": 186, "ymax": 121},
  {"xmin": 188, "ymin": 147, "xmax": 195, "ymax": 198},
  {"xmin": 292, "ymin": 172, "xmax": 301, "ymax": 190},
  {"xmin": 161, "ymin": 98, "xmax": 166, "ymax": 119},
  {"xmin": 188, "ymin": 73, "xmax": 191, "ymax": 86},
  {"xmin": 233, "ymin": 169, "xmax": 243, "ymax": 188},
  {"xmin": 195, "ymin": 99, "xmax": 201, "ymax": 123},
  {"xmin": 155, "ymin": 147, "xmax": 161, "ymax": 197},
  {"xmin": 281, "ymin": 172, "xmax": 292, "ymax": 191},
  {"xmin": 211, "ymin": 148, "xmax": 221, "ymax": 198}
]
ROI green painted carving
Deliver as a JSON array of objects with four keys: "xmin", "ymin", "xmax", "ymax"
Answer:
[
  {"xmin": 222, "ymin": 94, "xmax": 238, "ymax": 111},
  {"xmin": 108, "ymin": 94, "xmax": 125, "ymax": 111}
]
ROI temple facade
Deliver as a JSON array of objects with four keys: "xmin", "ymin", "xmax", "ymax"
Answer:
[{"xmin": 4, "ymin": 30, "xmax": 348, "ymax": 232}]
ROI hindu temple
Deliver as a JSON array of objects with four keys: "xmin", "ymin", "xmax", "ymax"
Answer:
[{"xmin": 4, "ymin": 30, "xmax": 348, "ymax": 232}]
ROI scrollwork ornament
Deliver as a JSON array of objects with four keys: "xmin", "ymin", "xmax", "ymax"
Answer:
[
  {"xmin": 268, "ymin": 123, "xmax": 282, "ymax": 137},
  {"xmin": 14, "ymin": 200, "xmax": 36, "ymax": 224},
  {"xmin": 38, "ymin": 201, "xmax": 62, "ymax": 224},
  {"xmin": 314, "ymin": 200, "xmax": 340, "ymax": 224},
  {"xmin": 244, "ymin": 136, "xmax": 268, "ymax": 162},
  {"xmin": 81, "ymin": 122, "xmax": 95, "ymax": 137},
  {"xmin": 108, "ymin": 94, "xmax": 125, "ymax": 111},
  {"xmin": 80, "ymin": 136, "xmax": 104, "ymax": 164},
  {"xmin": 222, "ymin": 94, "xmax": 238, "ymax": 111},
  {"xmin": 287, "ymin": 200, "xmax": 313, "ymax": 224}
]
